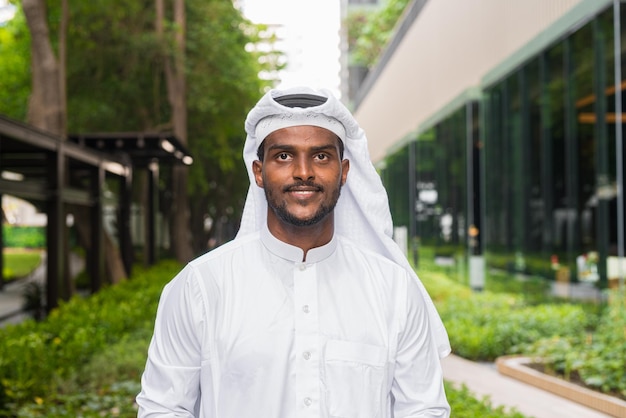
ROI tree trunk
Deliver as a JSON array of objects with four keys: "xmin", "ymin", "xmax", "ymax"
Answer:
[
  {"xmin": 58, "ymin": 0, "xmax": 68, "ymax": 135},
  {"xmin": 72, "ymin": 205, "xmax": 127, "ymax": 285},
  {"xmin": 157, "ymin": 0, "xmax": 193, "ymax": 262},
  {"xmin": 22, "ymin": 0, "xmax": 64, "ymax": 135}
]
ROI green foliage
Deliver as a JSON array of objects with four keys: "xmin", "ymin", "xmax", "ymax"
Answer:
[
  {"xmin": 0, "ymin": 3, "xmax": 30, "ymax": 120},
  {"xmin": 524, "ymin": 291, "xmax": 626, "ymax": 399},
  {"xmin": 346, "ymin": 0, "xmax": 411, "ymax": 68},
  {"xmin": 441, "ymin": 294, "xmax": 588, "ymax": 360},
  {"xmin": 0, "ymin": 260, "xmax": 181, "ymax": 414},
  {"xmin": 483, "ymin": 269, "xmax": 551, "ymax": 304},
  {"xmin": 2, "ymin": 225, "xmax": 45, "ymax": 249},
  {"xmin": 16, "ymin": 380, "xmax": 141, "ymax": 418},
  {"xmin": 445, "ymin": 382, "xmax": 528, "ymax": 418},
  {"xmin": 419, "ymin": 250, "xmax": 625, "ymax": 400},
  {"xmin": 16, "ymin": 329, "xmax": 152, "ymax": 417},
  {"xmin": 417, "ymin": 256, "xmax": 590, "ymax": 361},
  {"xmin": 486, "ymin": 251, "xmax": 552, "ymax": 278},
  {"xmin": 21, "ymin": 281, "xmax": 46, "ymax": 321},
  {"xmin": 185, "ymin": 0, "xmax": 275, "ymax": 248}
]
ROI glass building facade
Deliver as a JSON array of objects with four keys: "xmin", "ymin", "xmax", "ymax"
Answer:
[
  {"xmin": 381, "ymin": 3, "xmax": 626, "ymax": 288},
  {"xmin": 383, "ymin": 101, "xmax": 480, "ymax": 268}
]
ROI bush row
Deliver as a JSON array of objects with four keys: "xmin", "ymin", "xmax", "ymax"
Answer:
[
  {"xmin": 2, "ymin": 226, "xmax": 45, "ymax": 248},
  {"xmin": 418, "ymin": 263, "xmax": 626, "ymax": 400},
  {"xmin": 440, "ymin": 290, "xmax": 589, "ymax": 360},
  {"xmin": 0, "ymin": 260, "xmax": 182, "ymax": 413}
]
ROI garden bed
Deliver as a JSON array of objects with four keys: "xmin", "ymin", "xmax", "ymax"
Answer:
[{"xmin": 496, "ymin": 356, "xmax": 626, "ymax": 418}]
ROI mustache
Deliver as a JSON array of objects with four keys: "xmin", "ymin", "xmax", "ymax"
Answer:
[{"xmin": 283, "ymin": 181, "xmax": 324, "ymax": 192}]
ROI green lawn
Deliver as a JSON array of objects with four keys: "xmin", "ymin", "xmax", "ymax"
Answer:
[{"xmin": 3, "ymin": 250, "xmax": 43, "ymax": 280}]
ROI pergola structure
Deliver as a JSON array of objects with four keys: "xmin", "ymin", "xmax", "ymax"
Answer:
[
  {"xmin": 0, "ymin": 114, "xmax": 192, "ymax": 311},
  {"xmin": 68, "ymin": 131, "xmax": 192, "ymax": 266}
]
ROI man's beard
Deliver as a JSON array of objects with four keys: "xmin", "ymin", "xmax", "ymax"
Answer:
[{"xmin": 265, "ymin": 182, "xmax": 342, "ymax": 227}]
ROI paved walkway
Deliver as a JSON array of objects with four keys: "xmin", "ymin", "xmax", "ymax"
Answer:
[
  {"xmin": 0, "ymin": 253, "xmax": 45, "ymax": 325},
  {"xmin": 0, "ymin": 252, "xmax": 84, "ymax": 326},
  {"xmin": 442, "ymin": 354, "xmax": 612, "ymax": 418},
  {"xmin": 0, "ymin": 256, "xmax": 616, "ymax": 417}
]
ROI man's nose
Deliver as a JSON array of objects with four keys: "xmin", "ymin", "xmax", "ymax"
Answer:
[{"xmin": 293, "ymin": 156, "xmax": 314, "ymax": 180}]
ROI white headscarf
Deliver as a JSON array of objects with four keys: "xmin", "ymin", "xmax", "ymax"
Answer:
[{"xmin": 238, "ymin": 86, "xmax": 450, "ymax": 358}]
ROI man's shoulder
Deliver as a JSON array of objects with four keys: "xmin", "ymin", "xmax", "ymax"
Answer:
[
  {"xmin": 335, "ymin": 234, "xmax": 406, "ymax": 273},
  {"xmin": 189, "ymin": 231, "xmax": 261, "ymax": 267}
]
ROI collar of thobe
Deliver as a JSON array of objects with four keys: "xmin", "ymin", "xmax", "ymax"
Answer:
[{"xmin": 260, "ymin": 223, "xmax": 337, "ymax": 264}]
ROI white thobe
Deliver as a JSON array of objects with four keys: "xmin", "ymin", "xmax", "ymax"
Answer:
[{"xmin": 136, "ymin": 226, "xmax": 450, "ymax": 417}]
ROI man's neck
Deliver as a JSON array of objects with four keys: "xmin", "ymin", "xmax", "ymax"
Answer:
[{"xmin": 266, "ymin": 216, "xmax": 334, "ymax": 261}]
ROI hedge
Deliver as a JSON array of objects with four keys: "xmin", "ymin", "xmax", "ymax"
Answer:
[{"xmin": 0, "ymin": 260, "xmax": 182, "ymax": 413}]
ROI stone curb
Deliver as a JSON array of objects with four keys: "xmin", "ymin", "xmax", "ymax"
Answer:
[{"xmin": 496, "ymin": 355, "xmax": 626, "ymax": 418}]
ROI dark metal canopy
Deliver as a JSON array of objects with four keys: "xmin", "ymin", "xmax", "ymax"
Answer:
[
  {"xmin": 0, "ymin": 114, "xmax": 134, "ymax": 310},
  {"xmin": 0, "ymin": 115, "xmax": 129, "ymax": 204},
  {"xmin": 0, "ymin": 114, "xmax": 194, "ymax": 314},
  {"xmin": 68, "ymin": 131, "xmax": 193, "ymax": 167}
]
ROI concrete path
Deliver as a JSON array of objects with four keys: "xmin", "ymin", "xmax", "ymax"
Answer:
[
  {"xmin": 0, "ymin": 252, "xmax": 84, "ymax": 326},
  {"xmin": 0, "ymin": 252, "xmax": 46, "ymax": 325},
  {"xmin": 442, "ymin": 354, "xmax": 612, "ymax": 418}
]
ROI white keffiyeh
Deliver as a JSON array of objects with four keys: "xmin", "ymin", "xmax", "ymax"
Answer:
[{"xmin": 237, "ymin": 86, "xmax": 451, "ymax": 358}]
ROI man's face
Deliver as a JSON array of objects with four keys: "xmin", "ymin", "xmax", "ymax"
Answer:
[{"xmin": 253, "ymin": 125, "xmax": 349, "ymax": 229}]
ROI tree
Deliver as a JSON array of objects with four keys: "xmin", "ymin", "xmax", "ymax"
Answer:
[
  {"xmin": 184, "ymin": 0, "xmax": 275, "ymax": 253},
  {"xmin": 1, "ymin": 0, "xmax": 281, "ymax": 260},
  {"xmin": 156, "ymin": 0, "xmax": 194, "ymax": 263},
  {"xmin": 0, "ymin": 5, "xmax": 31, "ymax": 121},
  {"xmin": 347, "ymin": 0, "xmax": 411, "ymax": 68}
]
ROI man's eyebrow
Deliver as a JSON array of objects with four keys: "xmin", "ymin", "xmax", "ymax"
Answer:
[
  {"xmin": 266, "ymin": 143, "xmax": 295, "ymax": 153},
  {"xmin": 310, "ymin": 144, "xmax": 340, "ymax": 153},
  {"xmin": 266, "ymin": 143, "xmax": 339, "ymax": 153}
]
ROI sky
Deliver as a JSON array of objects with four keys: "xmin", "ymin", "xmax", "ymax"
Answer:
[
  {"xmin": 239, "ymin": 0, "xmax": 342, "ymax": 97},
  {"xmin": 0, "ymin": 0, "xmax": 16, "ymax": 25}
]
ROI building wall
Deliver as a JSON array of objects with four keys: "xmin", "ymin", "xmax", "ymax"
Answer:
[
  {"xmin": 363, "ymin": 0, "xmax": 625, "ymax": 286},
  {"xmin": 354, "ymin": 0, "xmax": 600, "ymax": 162}
]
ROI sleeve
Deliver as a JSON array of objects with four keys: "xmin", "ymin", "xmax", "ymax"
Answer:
[
  {"xmin": 392, "ymin": 273, "xmax": 451, "ymax": 418},
  {"xmin": 136, "ymin": 264, "xmax": 207, "ymax": 417}
]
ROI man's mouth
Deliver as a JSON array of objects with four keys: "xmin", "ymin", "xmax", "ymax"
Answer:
[
  {"xmin": 284, "ymin": 184, "xmax": 323, "ymax": 200},
  {"xmin": 284, "ymin": 183, "xmax": 323, "ymax": 193}
]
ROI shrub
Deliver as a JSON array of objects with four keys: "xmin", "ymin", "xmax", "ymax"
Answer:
[
  {"xmin": 15, "ymin": 329, "xmax": 152, "ymax": 417},
  {"xmin": 2, "ymin": 226, "xmax": 45, "ymax": 248},
  {"xmin": 0, "ymin": 260, "xmax": 181, "ymax": 414},
  {"xmin": 419, "ymin": 268, "xmax": 589, "ymax": 361},
  {"xmin": 525, "ymin": 290, "xmax": 626, "ymax": 399},
  {"xmin": 445, "ymin": 382, "xmax": 528, "ymax": 418}
]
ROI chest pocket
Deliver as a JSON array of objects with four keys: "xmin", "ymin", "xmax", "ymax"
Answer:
[{"xmin": 323, "ymin": 340, "xmax": 387, "ymax": 418}]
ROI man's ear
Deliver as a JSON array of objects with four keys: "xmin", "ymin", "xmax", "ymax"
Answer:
[
  {"xmin": 341, "ymin": 159, "xmax": 350, "ymax": 186},
  {"xmin": 252, "ymin": 160, "xmax": 264, "ymax": 188}
]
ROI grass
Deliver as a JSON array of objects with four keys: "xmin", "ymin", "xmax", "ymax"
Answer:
[{"xmin": 2, "ymin": 249, "xmax": 43, "ymax": 281}]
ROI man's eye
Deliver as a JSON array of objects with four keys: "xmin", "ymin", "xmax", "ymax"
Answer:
[
  {"xmin": 278, "ymin": 153, "xmax": 289, "ymax": 160},
  {"xmin": 316, "ymin": 154, "xmax": 327, "ymax": 160}
]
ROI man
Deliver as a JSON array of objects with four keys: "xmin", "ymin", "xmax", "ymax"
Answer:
[{"xmin": 136, "ymin": 86, "xmax": 451, "ymax": 417}]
